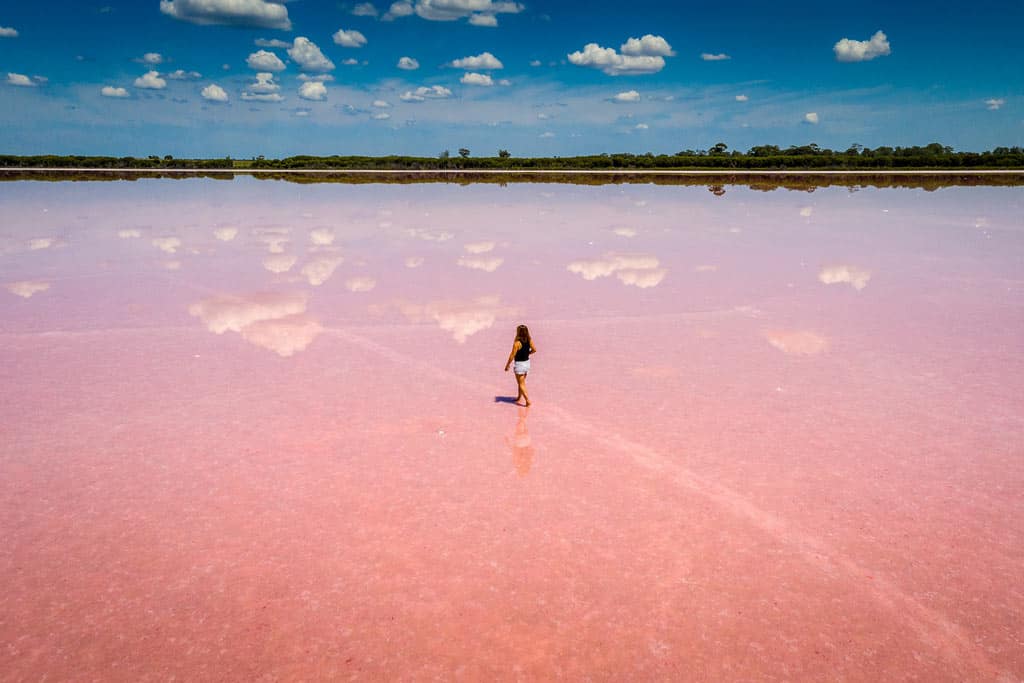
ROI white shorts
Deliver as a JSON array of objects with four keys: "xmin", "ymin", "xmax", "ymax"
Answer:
[{"xmin": 513, "ymin": 360, "xmax": 530, "ymax": 375}]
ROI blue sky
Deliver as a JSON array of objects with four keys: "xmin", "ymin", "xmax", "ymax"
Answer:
[{"xmin": 0, "ymin": 0, "xmax": 1021, "ymax": 157}]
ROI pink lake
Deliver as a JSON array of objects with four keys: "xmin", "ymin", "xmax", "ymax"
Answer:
[{"xmin": 1, "ymin": 177, "xmax": 1022, "ymax": 681}]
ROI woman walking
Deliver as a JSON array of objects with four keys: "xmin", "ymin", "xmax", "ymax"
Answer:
[{"xmin": 504, "ymin": 324, "xmax": 536, "ymax": 406}]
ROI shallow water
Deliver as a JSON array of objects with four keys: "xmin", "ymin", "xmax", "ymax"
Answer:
[{"xmin": 1, "ymin": 177, "xmax": 1022, "ymax": 680}]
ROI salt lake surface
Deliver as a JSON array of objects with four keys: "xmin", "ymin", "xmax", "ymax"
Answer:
[{"xmin": 1, "ymin": 176, "xmax": 1022, "ymax": 681}]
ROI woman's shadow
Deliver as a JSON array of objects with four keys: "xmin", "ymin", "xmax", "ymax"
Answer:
[{"xmin": 494, "ymin": 396, "xmax": 520, "ymax": 404}]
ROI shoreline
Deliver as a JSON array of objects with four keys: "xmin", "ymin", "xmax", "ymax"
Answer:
[{"xmin": 2, "ymin": 167, "xmax": 1024, "ymax": 175}]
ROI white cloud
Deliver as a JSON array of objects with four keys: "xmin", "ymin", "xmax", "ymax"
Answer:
[
  {"xmin": 298, "ymin": 81, "xmax": 327, "ymax": 100},
  {"xmin": 333, "ymin": 28, "xmax": 367, "ymax": 48},
  {"xmin": 166, "ymin": 69, "xmax": 202, "ymax": 80},
  {"xmin": 247, "ymin": 49, "xmax": 286, "ymax": 72},
  {"xmin": 804, "ymin": 111, "xmax": 819, "ymax": 124},
  {"xmin": 735, "ymin": 94, "xmax": 748, "ymax": 102},
  {"xmin": 529, "ymin": 59, "xmax": 541, "ymax": 67},
  {"xmin": 620, "ymin": 34, "xmax": 675, "ymax": 57},
  {"xmin": 701, "ymin": 52, "xmax": 730, "ymax": 61},
  {"xmin": 141, "ymin": 52, "xmax": 164, "ymax": 65},
  {"xmin": 383, "ymin": 1, "xmax": 414, "ymax": 20},
  {"xmin": 567, "ymin": 43, "xmax": 666, "ymax": 75},
  {"xmin": 458, "ymin": 256, "xmax": 503, "ymax": 272},
  {"xmin": 242, "ymin": 72, "xmax": 282, "ymax": 100},
  {"xmin": 496, "ymin": 78, "xmax": 510, "ymax": 86},
  {"xmin": 399, "ymin": 84, "xmax": 452, "ymax": 101},
  {"xmin": 463, "ymin": 241, "xmax": 495, "ymax": 254},
  {"xmin": 5, "ymin": 281, "xmax": 49, "ymax": 298},
  {"xmin": 539, "ymin": 131, "xmax": 554, "ymax": 138},
  {"xmin": 342, "ymin": 58, "xmax": 359, "ymax": 66},
  {"xmin": 302, "ymin": 255, "xmax": 343, "ymax": 285},
  {"xmin": 985, "ymin": 98, "xmax": 1004, "ymax": 111},
  {"xmin": 819, "ymin": 264, "xmax": 871, "ymax": 290},
  {"xmin": 397, "ymin": 295, "xmax": 515, "ymax": 344},
  {"xmin": 372, "ymin": 112, "xmax": 391, "ymax": 120},
  {"xmin": 298, "ymin": 73, "xmax": 334, "ymax": 81},
  {"xmin": 345, "ymin": 276, "xmax": 377, "ymax": 292},
  {"xmin": 101, "ymin": 85, "xmax": 130, "ymax": 98},
  {"xmin": 6, "ymin": 72, "xmax": 35, "ymax": 87},
  {"xmin": 765, "ymin": 330, "xmax": 829, "ymax": 355},
  {"xmin": 451, "ymin": 52, "xmax": 503, "ymax": 70},
  {"xmin": 372, "ymin": 99, "xmax": 390, "ymax": 107},
  {"xmin": 289, "ymin": 37, "xmax": 335, "ymax": 72},
  {"xmin": 263, "ymin": 253, "xmax": 297, "ymax": 273},
  {"xmin": 201, "ymin": 83, "xmax": 229, "ymax": 102},
  {"xmin": 613, "ymin": 89, "xmax": 640, "ymax": 103},
  {"xmin": 159, "ymin": 0, "xmax": 291, "ymax": 30},
  {"xmin": 461, "ymin": 72, "xmax": 493, "ymax": 86},
  {"xmin": 833, "ymin": 30, "xmax": 891, "ymax": 62},
  {"xmin": 152, "ymin": 237, "xmax": 182, "ymax": 254},
  {"xmin": 214, "ymin": 227, "xmax": 238, "ymax": 241},
  {"xmin": 255, "ymin": 38, "xmax": 291, "ymax": 48},
  {"xmin": 397, "ymin": 56, "xmax": 419, "ymax": 70},
  {"xmin": 567, "ymin": 253, "xmax": 665, "ymax": 288},
  {"xmin": 0, "ymin": 26, "xmax": 18, "ymax": 38},
  {"xmin": 134, "ymin": 70, "xmax": 167, "ymax": 89},
  {"xmin": 412, "ymin": 0, "xmax": 523, "ymax": 26},
  {"xmin": 352, "ymin": 2, "xmax": 378, "ymax": 16},
  {"xmin": 634, "ymin": 123, "xmax": 648, "ymax": 130}
]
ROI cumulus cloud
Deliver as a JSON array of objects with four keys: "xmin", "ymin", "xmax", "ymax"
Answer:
[
  {"xmin": 166, "ymin": 69, "xmax": 202, "ymax": 80},
  {"xmin": 620, "ymin": 34, "xmax": 675, "ymax": 56},
  {"xmin": 463, "ymin": 241, "xmax": 495, "ymax": 254},
  {"xmin": 833, "ymin": 30, "xmax": 891, "ymax": 62},
  {"xmin": 397, "ymin": 295, "xmax": 515, "ymax": 344},
  {"xmin": 735, "ymin": 94, "xmax": 748, "ymax": 102},
  {"xmin": 700, "ymin": 52, "xmax": 730, "ymax": 61},
  {"xmin": 298, "ymin": 73, "xmax": 334, "ymax": 81},
  {"xmin": 613, "ymin": 89, "xmax": 640, "ymax": 103},
  {"xmin": 985, "ymin": 98, "xmax": 1004, "ymax": 111},
  {"xmin": 255, "ymin": 38, "xmax": 291, "ymax": 48},
  {"xmin": 345, "ymin": 276, "xmax": 377, "ymax": 292},
  {"xmin": 7, "ymin": 72, "xmax": 35, "ymax": 87},
  {"xmin": 247, "ymin": 50, "xmax": 285, "ymax": 72},
  {"xmin": 289, "ymin": 37, "xmax": 335, "ymax": 72},
  {"xmin": 567, "ymin": 42, "xmax": 667, "ymax": 75},
  {"xmin": 634, "ymin": 123, "xmax": 648, "ymax": 130},
  {"xmin": 383, "ymin": 0, "xmax": 414, "ymax": 20},
  {"xmin": 400, "ymin": 84, "xmax": 452, "ymax": 101},
  {"xmin": 5, "ymin": 281, "xmax": 49, "ymax": 298},
  {"xmin": 529, "ymin": 59, "xmax": 541, "ymax": 67},
  {"xmin": 0, "ymin": 26, "xmax": 18, "ymax": 38},
  {"xmin": 818, "ymin": 264, "xmax": 871, "ymax": 290},
  {"xmin": 298, "ymin": 81, "xmax": 327, "ymax": 100},
  {"xmin": 301, "ymin": 255, "xmax": 343, "ymax": 285},
  {"xmin": 101, "ymin": 85, "xmax": 129, "ymax": 98},
  {"xmin": 263, "ymin": 253, "xmax": 297, "ymax": 273},
  {"xmin": 140, "ymin": 52, "xmax": 165, "ymax": 65},
  {"xmin": 309, "ymin": 228, "xmax": 335, "ymax": 245},
  {"xmin": 333, "ymin": 28, "xmax": 367, "ymax": 48},
  {"xmin": 461, "ymin": 72, "xmax": 493, "ymax": 86},
  {"xmin": 411, "ymin": 0, "xmax": 523, "ymax": 26},
  {"xmin": 457, "ymin": 256, "xmax": 503, "ymax": 272},
  {"xmin": 397, "ymin": 56, "xmax": 419, "ymax": 70},
  {"xmin": 352, "ymin": 2, "xmax": 378, "ymax": 16},
  {"xmin": 567, "ymin": 253, "xmax": 666, "ymax": 287},
  {"xmin": 371, "ymin": 99, "xmax": 390, "ymax": 108},
  {"xmin": 159, "ymin": 0, "xmax": 292, "ymax": 30},
  {"xmin": 134, "ymin": 70, "xmax": 167, "ymax": 89},
  {"xmin": 214, "ymin": 227, "xmax": 238, "ymax": 241},
  {"xmin": 804, "ymin": 112, "xmax": 819, "ymax": 124},
  {"xmin": 765, "ymin": 330, "xmax": 829, "ymax": 355},
  {"xmin": 242, "ymin": 72, "xmax": 282, "ymax": 101},
  {"xmin": 201, "ymin": 83, "xmax": 229, "ymax": 102},
  {"xmin": 372, "ymin": 112, "xmax": 390, "ymax": 119},
  {"xmin": 451, "ymin": 51, "xmax": 503, "ymax": 70}
]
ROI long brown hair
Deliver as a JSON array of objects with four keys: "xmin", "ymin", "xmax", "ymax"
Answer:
[{"xmin": 515, "ymin": 324, "xmax": 531, "ymax": 349}]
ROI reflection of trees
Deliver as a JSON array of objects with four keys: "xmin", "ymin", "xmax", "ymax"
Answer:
[{"xmin": 708, "ymin": 184, "xmax": 726, "ymax": 196}]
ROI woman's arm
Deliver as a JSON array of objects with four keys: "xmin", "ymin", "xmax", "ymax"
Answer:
[
  {"xmin": 529, "ymin": 342, "xmax": 537, "ymax": 355},
  {"xmin": 504, "ymin": 340, "xmax": 521, "ymax": 371}
]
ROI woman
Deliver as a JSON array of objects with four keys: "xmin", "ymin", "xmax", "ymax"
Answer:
[{"xmin": 504, "ymin": 324, "xmax": 536, "ymax": 406}]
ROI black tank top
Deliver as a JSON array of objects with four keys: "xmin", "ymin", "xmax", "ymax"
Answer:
[{"xmin": 514, "ymin": 339, "xmax": 531, "ymax": 361}]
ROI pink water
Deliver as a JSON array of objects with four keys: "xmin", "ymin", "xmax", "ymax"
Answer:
[{"xmin": 1, "ymin": 178, "xmax": 1022, "ymax": 681}]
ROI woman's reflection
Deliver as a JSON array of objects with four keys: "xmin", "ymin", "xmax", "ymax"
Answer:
[{"xmin": 506, "ymin": 406, "xmax": 534, "ymax": 476}]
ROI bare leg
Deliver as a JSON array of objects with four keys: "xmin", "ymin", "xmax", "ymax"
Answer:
[{"xmin": 516, "ymin": 373, "xmax": 530, "ymax": 406}]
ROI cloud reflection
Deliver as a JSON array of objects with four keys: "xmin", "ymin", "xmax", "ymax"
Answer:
[
  {"xmin": 765, "ymin": 330, "xmax": 829, "ymax": 355},
  {"xmin": 458, "ymin": 256, "xmax": 504, "ymax": 272},
  {"xmin": 188, "ymin": 290, "xmax": 321, "ymax": 356},
  {"xmin": 301, "ymin": 255, "xmax": 343, "ymax": 286},
  {"xmin": 567, "ymin": 253, "xmax": 665, "ymax": 287},
  {"xmin": 263, "ymin": 253, "xmax": 298, "ymax": 273},
  {"xmin": 345, "ymin": 276, "xmax": 377, "ymax": 292},
  {"xmin": 5, "ymin": 280, "xmax": 50, "ymax": 298},
  {"xmin": 819, "ymin": 264, "xmax": 871, "ymax": 290},
  {"xmin": 152, "ymin": 237, "xmax": 181, "ymax": 254},
  {"xmin": 398, "ymin": 295, "xmax": 515, "ymax": 344},
  {"xmin": 463, "ymin": 241, "xmax": 495, "ymax": 254},
  {"xmin": 214, "ymin": 227, "xmax": 238, "ymax": 241}
]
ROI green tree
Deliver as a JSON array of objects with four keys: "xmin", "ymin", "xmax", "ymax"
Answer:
[
  {"xmin": 458, "ymin": 148, "xmax": 470, "ymax": 158},
  {"xmin": 498, "ymin": 149, "xmax": 510, "ymax": 158}
]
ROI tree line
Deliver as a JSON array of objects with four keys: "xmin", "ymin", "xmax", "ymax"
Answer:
[{"xmin": 1, "ymin": 143, "xmax": 1022, "ymax": 170}]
